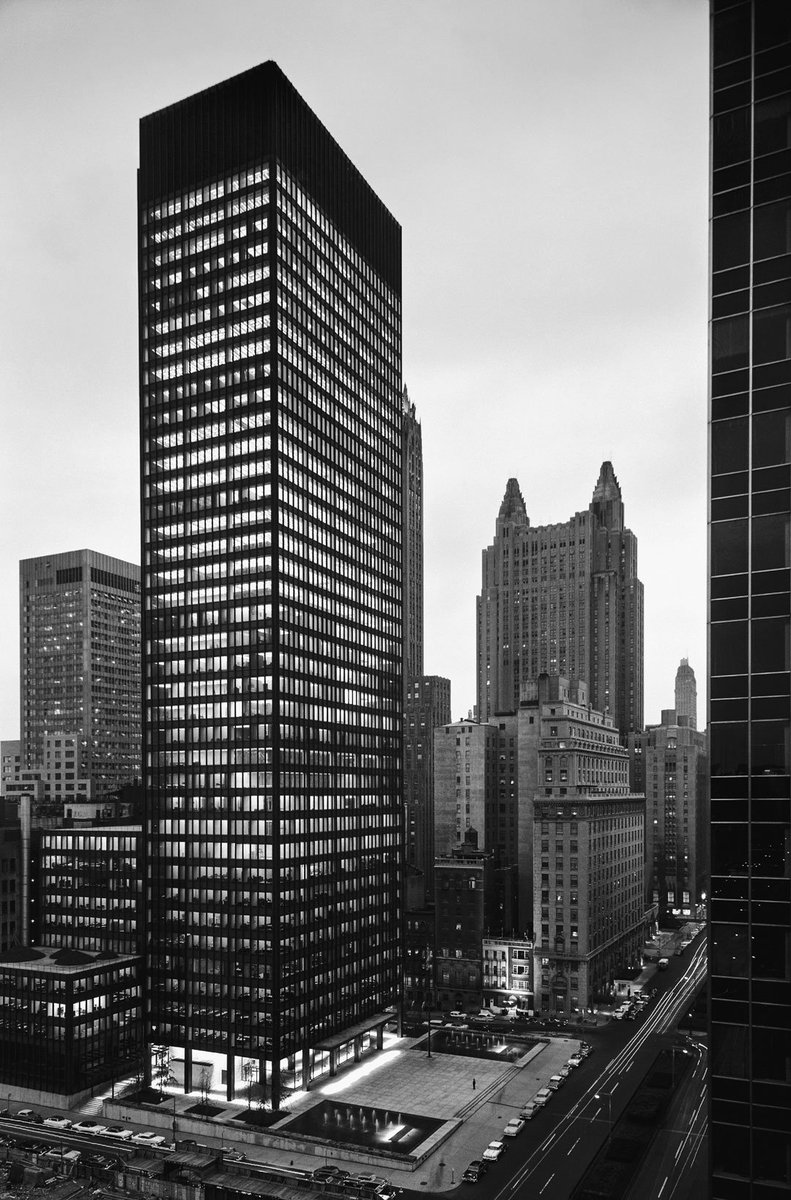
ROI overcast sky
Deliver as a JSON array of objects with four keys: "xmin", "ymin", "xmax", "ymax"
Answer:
[{"xmin": 0, "ymin": 0, "xmax": 709, "ymax": 741}]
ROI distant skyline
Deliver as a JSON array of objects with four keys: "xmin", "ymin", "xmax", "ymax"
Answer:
[{"xmin": 0, "ymin": 0, "xmax": 709, "ymax": 739}]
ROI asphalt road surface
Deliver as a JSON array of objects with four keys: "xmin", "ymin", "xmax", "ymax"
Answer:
[{"xmin": 402, "ymin": 934, "xmax": 707, "ymax": 1200}]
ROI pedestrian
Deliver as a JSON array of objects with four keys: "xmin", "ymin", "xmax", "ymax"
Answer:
[{"xmin": 472, "ymin": 1078, "xmax": 476, "ymax": 1091}]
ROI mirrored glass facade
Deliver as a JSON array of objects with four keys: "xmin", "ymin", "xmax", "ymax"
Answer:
[
  {"xmin": 709, "ymin": 2, "xmax": 791, "ymax": 1193},
  {"xmin": 139, "ymin": 62, "xmax": 402, "ymax": 1106}
]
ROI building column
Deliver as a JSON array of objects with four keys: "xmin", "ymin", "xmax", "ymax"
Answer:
[
  {"xmin": 353, "ymin": 1035, "xmax": 362, "ymax": 1063},
  {"xmin": 270, "ymin": 1057, "xmax": 281, "ymax": 1112},
  {"xmin": 183, "ymin": 1047, "xmax": 193, "ymax": 1094},
  {"xmin": 329, "ymin": 1047, "xmax": 339, "ymax": 1077},
  {"xmin": 226, "ymin": 1052, "xmax": 235, "ymax": 1102},
  {"xmin": 376, "ymin": 1025, "xmax": 384, "ymax": 1050},
  {"xmin": 302, "ymin": 1050, "xmax": 311, "ymax": 1091}
]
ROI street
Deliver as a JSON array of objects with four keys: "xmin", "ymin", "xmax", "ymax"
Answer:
[{"xmin": 400, "ymin": 935, "xmax": 708, "ymax": 1200}]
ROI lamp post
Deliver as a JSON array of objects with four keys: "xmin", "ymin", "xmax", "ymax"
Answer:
[{"xmin": 594, "ymin": 1091, "xmax": 613, "ymax": 1145}]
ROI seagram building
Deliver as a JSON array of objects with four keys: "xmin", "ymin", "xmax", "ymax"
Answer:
[{"xmin": 139, "ymin": 62, "xmax": 402, "ymax": 1107}]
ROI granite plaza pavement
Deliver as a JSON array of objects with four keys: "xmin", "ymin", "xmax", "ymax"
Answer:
[
  {"xmin": 280, "ymin": 1031, "xmax": 584, "ymax": 1190},
  {"xmin": 122, "ymin": 1031, "xmax": 587, "ymax": 1192}
]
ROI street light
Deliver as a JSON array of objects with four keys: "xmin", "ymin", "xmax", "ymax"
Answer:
[{"xmin": 594, "ymin": 1091, "xmax": 613, "ymax": 1144}]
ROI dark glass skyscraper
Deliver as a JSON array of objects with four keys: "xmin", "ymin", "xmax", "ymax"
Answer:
[
  {"xmin": 708, "ymin": 2, "xmax": 791, "ymax": 1193},
  {"xmin": 139, "ymin": 62, "xmax": 402, "ymax": 1106}
]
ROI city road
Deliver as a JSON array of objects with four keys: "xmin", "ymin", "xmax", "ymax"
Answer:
[{"xmin": 410, "ymin": 936, "xmax": 709, "ymax": 1200}]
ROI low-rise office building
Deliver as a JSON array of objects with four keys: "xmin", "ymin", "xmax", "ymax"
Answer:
[
  {"xmin": 0, "ymin": 945, "xmax": 143, "ymax": 1100},
  {"xmin": 481, "ymin": 935, "xmax": 534, "ymax": 1012},
  {"xmin": 434, "ymin": 846, "xmax": 491, "ymax": 1012}
]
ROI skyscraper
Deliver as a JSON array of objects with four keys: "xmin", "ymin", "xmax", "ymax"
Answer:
[
  {"xmin": 402, "ymin": 385, "xmax": 423, "ymax": 692},
  {"xmin": 675, "ymin": 657, "xmax": 698, "ymax": 730},
  {"xmin": 709, "ymin": 2, "xmax": 791, "ymax": 1194},
  {"xmin": 19, "ymin": 550, "xmax": 141, "ymax": 799},
  {"xmin": 628, "ymin": 706, "xmax": 708, "ymax": 919},
  {"xmin": 476, "ymin": 462, "xmax": 644, "ymax": 736},
  {"xmin": 403, "ymin": 674, "xmax": 450, "ymax": 899},
  {"xmin": 139, "ymin": 62, "xmax": 402, "ymax": 1107},
  {"xmin": 400, "ymin": 387, "xmax": 451, "ymax": 896}
]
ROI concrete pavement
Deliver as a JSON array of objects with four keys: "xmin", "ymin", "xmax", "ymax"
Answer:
[{"xmin": 107, "ymin": 1031, "xmax": 585, "ymax": 1190}]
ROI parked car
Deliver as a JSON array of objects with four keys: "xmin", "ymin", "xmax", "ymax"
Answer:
[
  {"xmin": 482, "ymin": 1140, "xmax": 506, "ymax": 1162},
  {"xmin": 15, "ymin": 1110, "xmax": 42, "ymax": 1123},
  {"xmin": 567, "ymin": 1054, "xmax": 584, "ymax": 1069},
  {"xmin": 476, "ymin": 1010, "xmax": 496, "ymax": 1021},
  {"xmin": 548, "ymin": 1074, "xmax": 565, "ymax": 1090},
  {"xmin": 41, "ymin": 1148, "xmax": 67, "ymax": 1162},
  {"xmin": 520, "ymin": 1101, "xmax": 540, "ymax": 1120},
  {"xmin": 449, "ymin": 1011, "xmax": 466, "ymax": 1018},
  {"xmin": 103, "ymin": 1127, "xmax": 135, "ymax": 1140},
  {"xmin": 223, "ymin": 1150, "xmax": 247, "ymax": 1162},
  {"xmin": 71, "ymin": 1121, "xmax": 107, "ymax": 1135},
  {"xmin": 313, "ymin": 1166, "xmax": 349, "ymax": 1183},
  {"xmin": 43, "ymin": 1117, "xmax": 72, "ymax": 1130},
  {"xmin": 132, "ymin": 1132, "xmax": 166, "ymax": 1146},
  {"xmin": 503, "ymin": 1118, "xmax": 525, "ymax": 1137},
  {"xmin": 83, "ymin": 1153, "xmax": 113, "ymax": 1171},
  {"xmin": 658, "ymin": 958, "xmax": 669, "ymax": 970},
  {"xmin": 462, "ymin": 1160, "xmax": 488, "ymax": 1183},
  {"xmin": 534, "ymin": 1088, "xmax": 553, "ymax": 1106},
  {"xmin": 558, "ymin": 1065, "xmax": 572, "ymax": 1078}
]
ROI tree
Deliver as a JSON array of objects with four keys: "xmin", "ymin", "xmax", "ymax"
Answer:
[
  {"xmin": 198, "ymin": 1067, "xmax": 212, "ymax": 1106},
  {"xmin": 151, "ymin": 1044, "xmax": 177, "ymax": 1099},
  {"xmin": 240, "ymin": 1059, "xmax": 255, "ymax": 1108}
]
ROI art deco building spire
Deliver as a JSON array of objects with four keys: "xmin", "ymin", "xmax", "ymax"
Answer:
[
  {"xmin": 590, "ymin": 460, "xmax": 624, "ymax": 530},
  {"xmin": 495, "ymin": 477, "xmax": 529, "ymax": 536}
]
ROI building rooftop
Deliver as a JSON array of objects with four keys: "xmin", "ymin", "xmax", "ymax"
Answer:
[{"xmin": 0, "ymin": 944, "xmax": 140, "ymax": 974}]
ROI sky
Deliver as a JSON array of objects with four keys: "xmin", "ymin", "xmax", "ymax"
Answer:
[{"xmin": 0, "ymin": 0, "xmax": 710, "ymax": 740}]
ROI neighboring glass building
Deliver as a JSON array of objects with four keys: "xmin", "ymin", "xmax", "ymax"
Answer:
[
  {"xmin": 38, "ymin": 826, "xmax": 143, "ymax": 955},
  {"xmin": 0, "ymin": 946, "xmax": 143, "ymax": 1097},
  {"xmin": 139, "ymin": 62, "xmax": 402, "ymax": 1107},
  {"xmin": 19, "ymin": 550, "xmax": 141, "ymax": 800},
  {"xmin": 709, "ymin": 1, "xmax": 791, "ymax": 1194}
]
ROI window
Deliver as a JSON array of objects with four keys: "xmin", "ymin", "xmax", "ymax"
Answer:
[
  {"xmin": 712, "ymin": 211, "xmax": 749, "ymax": 272},
  {"xmin": 712, "ymin": 315, "xmax": 749, "ymax": 372},
  {"xmin": 754, "ymin": 198, "xmax": 791, "ymax": 261}
]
